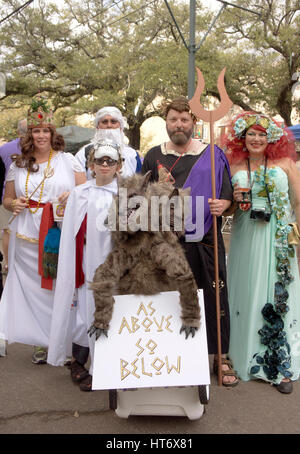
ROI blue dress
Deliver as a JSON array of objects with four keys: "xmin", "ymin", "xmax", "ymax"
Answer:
[{"xmin": 228, "ymin": 166, "xmax": 300, "ymax": 384}]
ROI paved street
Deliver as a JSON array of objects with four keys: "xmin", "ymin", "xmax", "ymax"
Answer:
[
  {"xmin": 0, "ymin": 231, "xmax": 299, "ymax": 436},
  {"xmin": 0, "ymin": 342, "xmax": 299, "ymax": 435}
]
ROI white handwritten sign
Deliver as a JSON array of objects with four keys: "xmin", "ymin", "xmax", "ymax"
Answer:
[{"xmin": 92, "ymin": 290, "xmax": 210, "ymax": 390}]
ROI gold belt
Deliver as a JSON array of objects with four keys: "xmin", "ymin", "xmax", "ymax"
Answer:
[{"xmin": 16, "ymin": 232, "xmax": 39, "ymax": 243}]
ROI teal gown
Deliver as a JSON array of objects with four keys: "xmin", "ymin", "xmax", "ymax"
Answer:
[{"xmin": 228, "ymin": 166, "xmax": 300, "ymax": 384}]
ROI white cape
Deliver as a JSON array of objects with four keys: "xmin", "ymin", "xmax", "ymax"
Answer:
[{"xmin": 47, "ymin": 179, "xmax": 118, "ymax": 367}]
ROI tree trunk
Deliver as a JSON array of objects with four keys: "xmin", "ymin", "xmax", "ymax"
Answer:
[
  {"xmin": 126, "ymin": 122, "xmax": 141, "ymax": 150},
  {"xmin": 276, "ymin": 83, "xmax": 293, "ymax": 126}
]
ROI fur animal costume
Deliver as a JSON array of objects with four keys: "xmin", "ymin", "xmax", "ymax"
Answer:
[{"xmin": 89, "ymin": 171, "xmax": 200, "ymax": 340}]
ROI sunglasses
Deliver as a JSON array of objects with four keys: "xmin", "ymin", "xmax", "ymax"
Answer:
[{"xmin": 94, "ymin": 157, "xmax": 118, "ymax": 167}]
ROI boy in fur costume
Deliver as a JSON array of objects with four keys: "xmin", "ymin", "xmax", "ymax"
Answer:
[{"xmin": 88, "ymin": 171, "xmax": 201, "ymax": 340}]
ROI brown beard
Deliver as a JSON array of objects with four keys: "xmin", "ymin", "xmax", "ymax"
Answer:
[{"xmin": 166, "ymin": 126, "xmax": 193, "ymax": 145}]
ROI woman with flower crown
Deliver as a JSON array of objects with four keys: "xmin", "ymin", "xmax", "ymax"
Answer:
[
  {"xmin": 0, "ymin": 95, "xmax": 86, "ymax": 364},
  {"xmin": 224, "ymin": 111, "xmax": 300, "ymax": 394}
]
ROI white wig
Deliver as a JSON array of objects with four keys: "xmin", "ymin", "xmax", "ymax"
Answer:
[{"xmin": 94, "ymin": 106, "xmax": 127, "ymax": 130}]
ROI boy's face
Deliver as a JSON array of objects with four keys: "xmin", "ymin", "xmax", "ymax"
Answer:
[{"xmin": 91, "ymin": 155, "xmax": 119, "ymax": 180}]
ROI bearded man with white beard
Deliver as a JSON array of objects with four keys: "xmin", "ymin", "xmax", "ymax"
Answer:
[{"xmin": 75, "ymin": 106, "xmax": 141, "ymax": 179}]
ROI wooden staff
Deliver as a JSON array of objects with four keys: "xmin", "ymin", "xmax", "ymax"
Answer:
[{"xmin": 189, "ymin": 68, "xmax": 233, "ymax": 386}]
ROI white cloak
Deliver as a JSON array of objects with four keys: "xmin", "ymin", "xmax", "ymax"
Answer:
[
  {"xmin": 47, "ymin": 178, "xmax": 118, "ymax": 372},
  {"xmin": 0, "ymin": 153, "xmax": 83, "ymax": 347}
]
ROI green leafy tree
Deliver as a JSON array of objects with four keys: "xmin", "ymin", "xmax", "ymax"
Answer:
[
  {"xmin": 0, "ymin": 0, "xmax": 214, "ymax": 146},
  {"xmin": 214, "ymin": 0, "xmax": 300, "ymax": 125},
  {"xmin": 2, "ymin": 0, "xmax": 297, "ymax": 147}
]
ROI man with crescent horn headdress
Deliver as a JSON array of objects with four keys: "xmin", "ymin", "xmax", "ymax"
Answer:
[{"xmin": 75, "ymin": 106, "xmax": 141, "ymax": 180}]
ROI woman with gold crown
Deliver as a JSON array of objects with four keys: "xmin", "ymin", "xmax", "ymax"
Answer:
[
  {"xmin": 224, "ymin": 111, "xmax": 300, "ymax": 394},
  {"xmin": 0, "ymin": 95, "xmax": 86, "ymax": 364}
]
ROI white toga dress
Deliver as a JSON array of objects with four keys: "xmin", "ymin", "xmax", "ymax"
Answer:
[{"xmin": 0, "ymin": 152, "xmax": 84, "ymax": 347}]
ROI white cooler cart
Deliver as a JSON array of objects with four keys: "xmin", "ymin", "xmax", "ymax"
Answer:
[
  {"xmin": 93, "ymin": 291, "xmax": 210, "ymax": 420},
  {"xmin": 109, "ymin": 385, "xmax": 209, "ymax": 420}
]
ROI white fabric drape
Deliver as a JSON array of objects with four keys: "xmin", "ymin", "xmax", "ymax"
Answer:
[
  {"xmin": 47, "ymin": 179, "xmax": 117, "ymax": 374},
  {"xmin": 0, "ymin": 153, "xmax": 83, "ymax": 346}
]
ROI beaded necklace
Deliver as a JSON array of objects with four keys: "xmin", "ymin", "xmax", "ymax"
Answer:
[{"xmin": 25, "ymin": 148, "xmax": 53, "ymax": 214}]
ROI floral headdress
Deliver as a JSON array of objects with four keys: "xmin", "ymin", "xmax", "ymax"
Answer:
[
  {"xmin": 27, "ymin": 94, "xmax": 54, "ymax": 128},
  {"xmin": 230, "ymin": 112, "xmax": 286, "ymax": 143}
]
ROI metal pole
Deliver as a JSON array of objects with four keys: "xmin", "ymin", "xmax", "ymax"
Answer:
[
  {"xmin": 164, "ymin": 0, "xmax": 259, "ymax": 100},
  {"xmin": 196, "ymin": 4, "xmax": 227, "ymax": 51},
  {"xmin": 216, "ymin": 0, "xmax": 261, "ymax": 16},
  {"xmin": 163, "ymin": 0, "xmax": 188, "ymax": 50},
  {"xmin": 188, "ymin": 0, "xmax": 196, "ymax": 100},
  {"xmin": 0, "ymin": 0, "xmax": 34, "ymax": 26}
]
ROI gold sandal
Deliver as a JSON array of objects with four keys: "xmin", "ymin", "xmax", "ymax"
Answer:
[{"xmin": 213, "ymin": 357, "xmax": 239, "ymax": 387}]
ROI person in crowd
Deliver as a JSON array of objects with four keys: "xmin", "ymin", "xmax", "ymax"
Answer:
[
  {"xmin": 75, "ymin": 106, "xmax": 141, "ymax": 179},
  {"xmin": 225, "ymin": 111, "xmax": 300, "ymax": 394},
  {"xmin": 0, "ymin": 119, "xmax": 26, "ymax": 271},
  {"xmin": 0, "ymin": 95, "xmax": 86, "ymax": 364},
  {"xmin": 47, "ymin": 139, "xmax": 122, "ymax": 391},
  {"xmin": 141, "ymin": 97, "xmax": 238, "ymax": 386}
]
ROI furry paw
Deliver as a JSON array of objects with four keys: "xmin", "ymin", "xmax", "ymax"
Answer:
[
  {"xmin": 87, "ymin": 324, "xmax": 108, "ymax": 340},
  {"xmin": 180, "ymin": 325, "xmax": 198, "ymax": 339}
]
